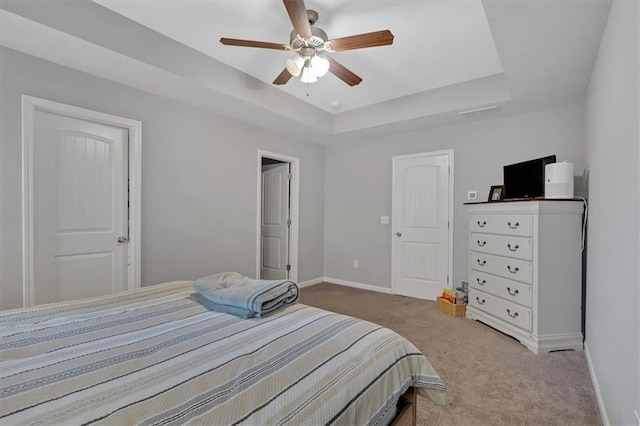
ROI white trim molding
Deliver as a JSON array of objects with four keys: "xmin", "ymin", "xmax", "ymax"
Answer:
[
  {"xmin": 297, "ymin": 277, "xmax": 324, "ymax": 288},
  {"xmin": 21, "ymin": 95, "xmax": 142, "ymax": 307},
  {"xmin": 256, "ymin": 150, "xmax": 300, "ymax": 283},
  {"xmin": 323, "ymin": 277, "xmax": 394, "ymax": 295},
  {"xmin": 584, "ymin": 342, "xmax": 611, "ymax": 426},
  {"xmin": 297, "ymin": 277, "xmax": 394, "ymax": 295}
]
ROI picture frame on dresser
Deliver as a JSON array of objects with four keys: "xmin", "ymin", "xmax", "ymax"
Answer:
[{"xmin": 488, "ymin": 185, "xmax": 505, "ymax": 202}]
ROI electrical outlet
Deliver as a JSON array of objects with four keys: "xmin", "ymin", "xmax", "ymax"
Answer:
[
  {"xmin": 468, "ymin": 191, "xmax": 478, "ymax": 201},
  {"xmin": 353, "ymin": 260, "xmax": 359, "ymax": 268},
  {"xmin": 380, "ymin": 215, "xmax": 389, "ymax": 224}
]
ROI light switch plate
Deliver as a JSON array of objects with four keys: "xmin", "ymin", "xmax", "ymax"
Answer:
[
  {"xmin": 381, "ymin": 215, "xmax": 389, "ymax": 224},
  {"xmin": 468, "ymin": 191, "xmax": 478, "ymax": 201}
]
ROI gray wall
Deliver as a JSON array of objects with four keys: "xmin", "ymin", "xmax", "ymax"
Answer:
[
  {"xmin": 0, "ymin": 47, "xmax": 325, "ymax": 310},
  {"xmin": 324, "ymin": 105, "xmax": 586, "ymax": 289},
  {"xmin": 584, "ymin": 1, "xmax": 639, "ymax": 424}
]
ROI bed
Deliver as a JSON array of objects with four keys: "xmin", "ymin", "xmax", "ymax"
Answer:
[{"xmin": 0, "ymin": 281, "xmax": 446, "ymax": 425}]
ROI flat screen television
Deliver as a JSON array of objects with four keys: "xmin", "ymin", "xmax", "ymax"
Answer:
[{"xmin": 503, "ymin": 155, "xmax": 556, "ymax": 199}]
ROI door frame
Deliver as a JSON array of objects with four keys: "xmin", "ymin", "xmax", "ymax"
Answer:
[
  {"xmin": 21, "ymin": 95, "xmax": 142, "ymax": 307},
  {"xmin": 256, "ymin": 150, "xmax": 299, "ymax": 282},
  {"xmin": 391, "ymin": 149, "xmax": 454, "ymax": 295}
]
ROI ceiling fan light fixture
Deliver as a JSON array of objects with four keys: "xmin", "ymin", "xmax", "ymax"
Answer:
[
  {"xmin": 300, "ymin": 65, "xmax": 318, "ymax": 83},
  {"xmin": 310, "ymin": 55, "xmax": 330, "ymax": 77},
  {"xmin": 285, "ymin": 56, "xmax": 304, "ymax": 77},
  {"xmin": 220, "ymin": 2, "xmax": 394, "ymax": 87}
]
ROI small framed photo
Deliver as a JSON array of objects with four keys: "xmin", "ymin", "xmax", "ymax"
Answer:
[{"xmin": 488, "ymin": 185, "xmax": 505, "ymax": 202}]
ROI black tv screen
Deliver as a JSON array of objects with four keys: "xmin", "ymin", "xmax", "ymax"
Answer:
[{"xmin": 503, "ymin": 155, "xmax": 556, "ymax": 199}]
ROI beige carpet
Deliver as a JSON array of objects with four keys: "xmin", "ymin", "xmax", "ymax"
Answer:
[{"xmin": 299, "ymin": 283, "xmax": 601, "ymax": 426}]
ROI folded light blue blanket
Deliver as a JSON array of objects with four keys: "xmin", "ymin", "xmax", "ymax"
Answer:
[{"xmin": 192, "ymin": 272, "xmax": 300, "ymax": 318}]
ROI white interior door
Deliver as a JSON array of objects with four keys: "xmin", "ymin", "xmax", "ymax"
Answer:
[
  {"xmin": 33, "ymin": 110, "xmax": 129, "ymax": 305},
  {"xmin": 260, "ymin": 163, "xmax": 290, "ymax": 280},
  {"xmin": 393, "ymin": 152, "xmax": 451, "ymax": 300}
]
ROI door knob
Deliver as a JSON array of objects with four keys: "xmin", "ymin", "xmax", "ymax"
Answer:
[
  {"xmin": 396, "ymin": 232, "xmax": 402, "ymax": 237},
  {"xmin": 117, "ymin": 236, "xmax": 129, "ymax": 243}
]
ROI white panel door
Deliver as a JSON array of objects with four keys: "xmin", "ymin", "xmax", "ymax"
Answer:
[
  {"xmin": 33, "ymin": 110, "xmax": 129, "ymax": 305},
  {"xmin": 260, "ymin": 163, "xmax": 290, "ymax": 280},
  {"xmin": 393, "ymin": 153, "xmax": 450, "ymax": 300}
]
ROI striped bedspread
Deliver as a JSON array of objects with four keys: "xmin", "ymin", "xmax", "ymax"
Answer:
[{"xmin": 0, "ymin": 281, "xmax": 446, "ymax": 425}]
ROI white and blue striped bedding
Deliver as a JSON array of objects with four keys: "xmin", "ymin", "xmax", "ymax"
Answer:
[{"xmin": 0, "ymin": 281, "xmax": 446, "ymax": 425}]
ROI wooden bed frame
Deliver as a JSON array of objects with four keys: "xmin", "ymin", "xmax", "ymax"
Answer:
[{"xmin": 391, "ymin": 387, "xmax": 418, "ymax": 426}]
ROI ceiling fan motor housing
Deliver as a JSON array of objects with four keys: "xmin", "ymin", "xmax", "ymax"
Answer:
[{"xmin": 289, "ymin": 26, "xmax": 328, "ymax": 49}]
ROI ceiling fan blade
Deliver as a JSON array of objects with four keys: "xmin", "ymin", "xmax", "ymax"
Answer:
[
  {"xmin": 327, "ymin": 57, "xmax": 362, "ymax": 86},
  {"xmin": 273, "ymin": 68, "xmax": 293, "ymax": 85},
  {"xmin": 328, "ymin": 30, "xmax": 394, "ymax": 52},
  {"xmin": 220, "ymin": 38, "xmax": 288, "ymax": 50},
  {"xmin": 283, "ymin": 0, "xmax": 312, "ymax": 38}
]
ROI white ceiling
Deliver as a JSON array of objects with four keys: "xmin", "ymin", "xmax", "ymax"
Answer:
[
  {"xmin": 0, "ymin": 0, "xmax": 612, "ymax": 143},
  {"xmin": 93, "ymin": 0, "xmax": 504, "ymax": 113}
]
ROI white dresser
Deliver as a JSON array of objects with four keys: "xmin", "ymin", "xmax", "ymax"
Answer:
[{"xmin": 466, "ymin": 200, "xmax": 584, "ymax": 354}]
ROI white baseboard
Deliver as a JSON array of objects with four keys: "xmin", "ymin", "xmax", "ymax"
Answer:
[
  {"xmin": 584, "ymin": 342, "xmax": 610, "ymax": 426},
  {"xmin": 322, "ymin": 277, "xmax": 394, "ymax": 294},
  {"xmin": 297, "ymin": 277, "xmax": 324, "ymax": 288}
]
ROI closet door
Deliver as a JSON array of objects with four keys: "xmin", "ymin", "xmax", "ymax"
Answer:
[
  {"xmin": 260, "ymin": 163, "xmax": 290, "ymax": 280},
  {"xmin": 32, "ymin": 110, "xmax": 129, "ymax": 305},
  {"xmin": 393, "ymin": 152, "xmax": 451, "ymax": 300}
]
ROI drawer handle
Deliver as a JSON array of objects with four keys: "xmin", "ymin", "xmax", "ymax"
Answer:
[
  {"xmin": 477, "ymin": 240, "xmax": 487, "ymax": 247},
  {"xmin": 507, "ymin": 221, "xmax": 520, "ymax": 229},
  {"xmin": 507, "ymin": 265, "xmax": 519, "ymax": 274},
  {"xmin": 476, "ymin": 297, "xmax": 486, "ymax": 305},
  {"xmin": 476, "ymin": 278, "xmax": 486, "ymax": 286},
  {"xmin": 506, "ymin": 309, "xmax": 519, "ymax": 318},
  {"xmin": 506, "ymin": 287, "xmax": 519, "ymax": 296},
  {"xmin": 507, "ymin": 243, "xmax": 519, "ymax": 252},
  {"xmin": 477, "ymin": 259, "xmax": 487, "ymax": 266},
  {"xmin": 477, "ymin": 220, "xmax": 487, "ymax": 227}
]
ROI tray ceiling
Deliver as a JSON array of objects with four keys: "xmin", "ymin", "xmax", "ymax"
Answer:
[{"xmin": 93, "ymin": 0, "xmax": 504, "ymax": 113}]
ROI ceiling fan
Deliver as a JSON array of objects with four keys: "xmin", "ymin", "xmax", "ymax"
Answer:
[{"xmin": 220, "ymin": 0, "xmax": 394, "ymax": 86}]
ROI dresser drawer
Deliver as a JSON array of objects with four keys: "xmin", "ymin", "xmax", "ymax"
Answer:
[
  {"xmin": 469, "ymin": 270, "xmax": 532, "ymax": 307},
  {"xmin": 470, "ymin": 214, "xmax": 532, "ymax": 237},
  {"xmin": 470, "ymin": 233, "xmax": 532, "ymax": 261},
  {"xmin": 470, "ymin": 289, "xmax": 532, "ymax": 331},
  {"xmin": 470, "ymin": 251, "xmax": 532, "ymax": 284}
]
